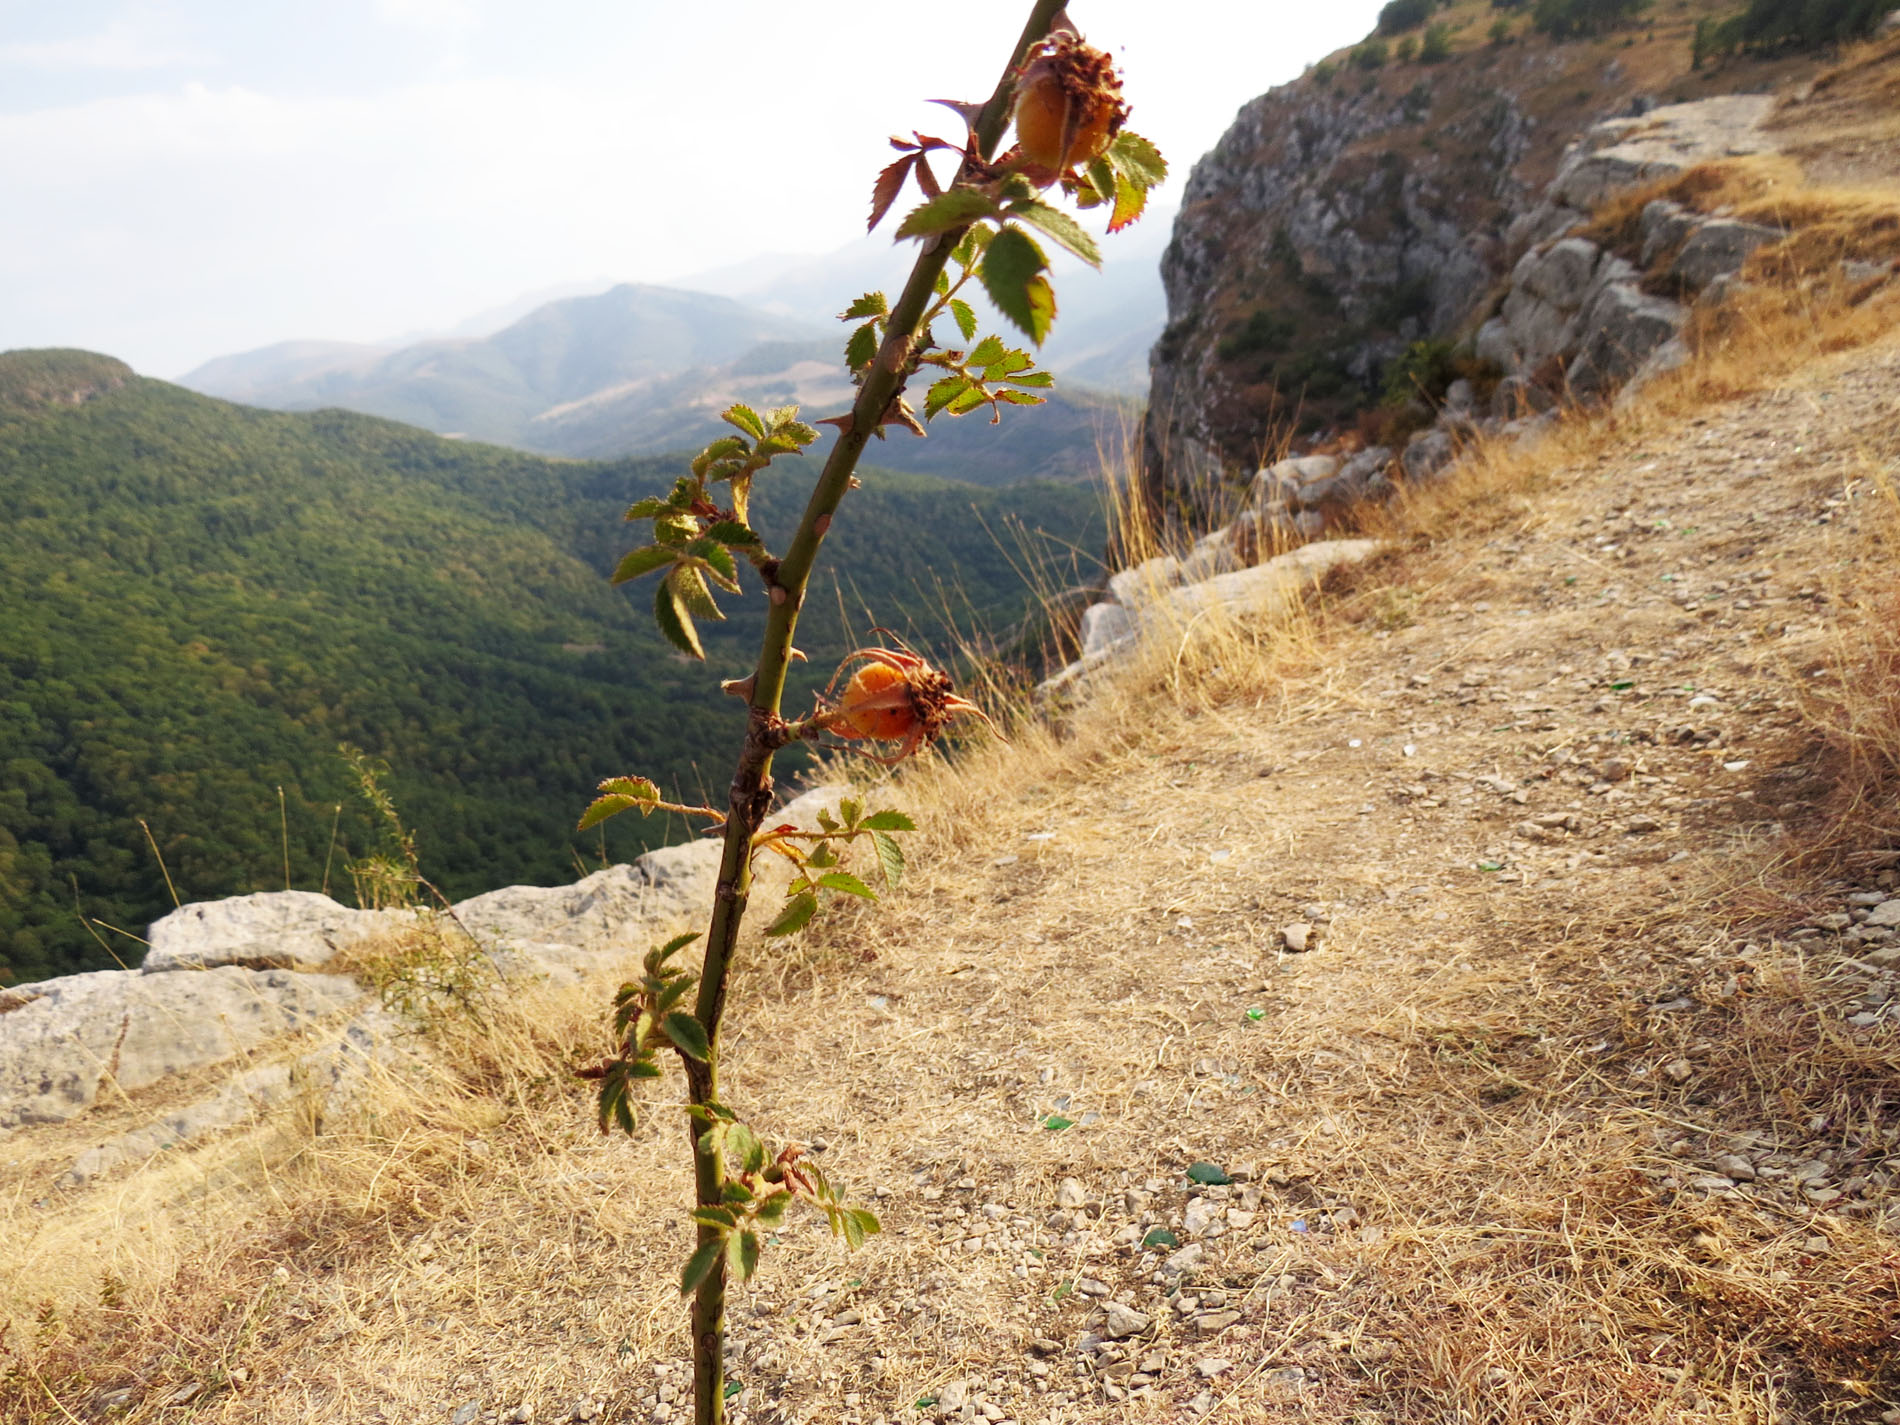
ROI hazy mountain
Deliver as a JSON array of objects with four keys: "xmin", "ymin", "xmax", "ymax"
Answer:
[
  {"xmin": 179, "ymin": 284, "xmax": 824, "ymax": 445},
  {"xmin": 670, "ymin": 210, "xmax": 1176, "ymax": 397}
]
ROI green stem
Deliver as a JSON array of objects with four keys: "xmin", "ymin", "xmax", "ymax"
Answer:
[{"xmin": 679, "ymin": 6, "xmax": 1067, "ymax": 1423}]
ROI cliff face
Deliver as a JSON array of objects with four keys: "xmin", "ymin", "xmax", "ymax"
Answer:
[{"xmin": 1140, "ymin": 2, "xmax": 1807, "ymax": 515}]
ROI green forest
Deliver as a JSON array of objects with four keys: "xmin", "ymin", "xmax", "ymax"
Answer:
[{"xmin": 0, "ymin": 350, "xmax": 1104, "ymax": 985}]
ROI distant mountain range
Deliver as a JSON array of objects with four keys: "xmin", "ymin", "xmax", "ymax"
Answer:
[{"xmin": 178, "ymin": 217, "xmax": 1170, "ymax": 485}]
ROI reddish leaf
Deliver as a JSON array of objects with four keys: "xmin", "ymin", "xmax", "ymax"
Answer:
[{"xmin": 868, "ymin": 153, "xmax": 918, "ymax": 233}]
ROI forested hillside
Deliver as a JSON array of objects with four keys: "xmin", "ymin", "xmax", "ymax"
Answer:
[{"xmin": 0, "ymin": 350, "xmax": 1102, "ymax": 985}]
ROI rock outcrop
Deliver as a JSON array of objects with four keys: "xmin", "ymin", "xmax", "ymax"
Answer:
[
  {"xmin": 0, "ymin": 784, "xmax": 846, "ymax": 1182},
  {"xmin": 1141, "ymin": 24, "xmax": 1791, "ymax": 514}
]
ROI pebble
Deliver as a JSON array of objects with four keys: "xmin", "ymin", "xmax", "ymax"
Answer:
[
  {"xmin": 1103, "ymin": 1302, "xmax": 1152, "ymax": 1338},
  {"xmin": 1662, "ymin": 1058, "xmax": 1694, "ymax": 1083},
  {"xmin": 1196, "ymin": 1358, "xmax": 1234, "ymax": 1378},
  {"xmin": 453, "ymin": 1406, "xmax": 480, "ymax": 1425},
  {"xmin": 1056, "ymin": 1177, "xmax": 1086, "ymax": 1210},
  {"xmin": 936, "ymin": 1381, "xmax": 968, "ymax": 1415},
  {"xmin": 1281, "ymin": 922, "xmax": 1313, "ymax": 953},
  {"xmin": 1713, "ymin": 1154, "xmax": 1756, "ymax": 1182},
  {"xmin": 1867, "ymin": 900, "xmax": 1900, "ymax": 928}
]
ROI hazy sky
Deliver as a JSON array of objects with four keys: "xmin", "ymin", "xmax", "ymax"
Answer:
[{"xmin": 1, "ymin": 2, "xmax": 1386, "ymax": 377}]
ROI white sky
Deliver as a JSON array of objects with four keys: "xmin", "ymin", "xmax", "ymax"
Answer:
[{"xmin": 0, "ymin": 2, "xmax": 1386, "ymax": 378}]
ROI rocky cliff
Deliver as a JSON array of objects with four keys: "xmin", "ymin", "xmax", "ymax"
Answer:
[{"xmin": 1140, "ymin": 0, "xmax": 1822, "ymax": 517}]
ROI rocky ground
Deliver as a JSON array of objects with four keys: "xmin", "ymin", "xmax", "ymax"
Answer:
[{"xmin": 8, "ymin": 327, "xmax": 1897, "ymax": 1425}]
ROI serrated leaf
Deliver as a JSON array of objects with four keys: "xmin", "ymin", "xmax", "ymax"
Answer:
[
  {"xmin": 624, "ymin": 495, "xmax": 671, "ymax": 520},
  {"xmin": 691, "ymin": 436, "xmax": 749, "ymax": 478},
  {"xmin": 730, "ymin": 1229, "xmax": 761, "ymax": 1281},
  {"xmin": 1008, "ymin": 199, "xmax": 1102, "ymax": 268},
  {"xmin": 668, "ymin": 564, "xmax": 725, "ymax": 622},
  {"xmin": 597, "ymin": 1061, "xmax": 637, "ymax": 1135},
  {"xmin": 845, "ymin": 321, "xmax": 878, "ymax": 372},
  {"xmin": 868, "ymin": 831, "xmax": 906, "ymax": 889},
  {"xmin": 778, "ymin": 419, "xmax": 819, "ymax": 448},
  {"xmin": 663, "ymin": 1011, "xmax": 711, "ymax": 1062},
  {"xmin": 688, "ymin": 538, "xmax": 741, "ymax": 592},
  {"xmin": 693, "ymin": 1205, "xmax": 739, "ymax": 1231},
  {"xmin": 653, "ymin": 511, "xmax": 697, "ymax": 545},
  {"xmin": 817, "ymin": 870, "xmax": 878, "ymax": 900},
  {"xmin": 967, "ymin": 334, "xmax": 1006, "ymax": 368},
  {"xmin": 578, "ymin": 775, "xmax": 661, "ymax": 831},
  {"xmin": 859, "ymin": 810, "xmax": 915, "ymax": 832},
  {"xmin": 1185, "ymin": 1161, "xmax": 1233, "ymax": 1186},
  {"xmin": 895, "ymin": 188, "xmax": 999, "ymax": 240},
  {"xmin": 924, "ymin": 375, "xmax": 974, "ymax": 421},
  {"xmin": 995, "ymin": 389, "xmax": 1045, "ymax": 407},
  {"xmin": 867, "ymin": 152, "xmax": 917, "ymax": 232},
  {"xmin": 839, "ymin": 797, "xmax": 862, "ymax": 826},
  {"xmin": 653, "ymin": 579, "xmax": 704, "ymax": 660},
  {"xmin": 1004, "ymin": 369, "xmax": 1054, "ymax": 388},
  {"xmin": 1002, "ymin": 270, "xmax": 1055, "ymax": 346},
  {"xmin": 722, "ymin": 404, "xmax": 766, "ymax": 440},
  {"xmin": 654, "ymin": 930, "xmax": 699, "ymax": 963},
  {"xmin": 765, "ymin": 891, "xmax": 819, "ymax": 938},
  {"xmin": 952, "ymin": 225, "xmax": 992, "ymax": 267},
  {"xmin": 934, "ymin": 269, "xmax": 951, "ymax": 297},
  {"xmin": 705, "ymin": 519, "xmax": 759, "ymax": 548},
  {"xmin": 948, "ymin": 298, "xmax": 978, "ymax": 342},
  {"xmin": 726, "ymin": 1121, "xmax": 766, "ymax": 1175},
  {"xmin": 839, "ymin": 291, "xmax": 888, "ymax": 320},
  {"xmin": 946, "ymin": 384, "xmax": 991, "ymax": 418},
  {"xmin": 680, "ymin": 1239, "xmax": 723, "ymax": 1297},
  {"xmin": 611, "ymin": 544, "xmax": 677, "ymax": 585},
  {"xmin": 1106, "ymin": 130, "xmax": 1169, "ymax": 188},
  {"xmin": 755, "ymin": 1190, "xmax": 793, "ymax": 1226}
]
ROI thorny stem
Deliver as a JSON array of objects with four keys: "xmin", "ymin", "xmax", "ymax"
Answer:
[{"xmin": 679, "ymin": 5, "xmax": 1069, "ymax": 1421}]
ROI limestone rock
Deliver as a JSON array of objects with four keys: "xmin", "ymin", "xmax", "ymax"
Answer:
[
  {"xmin": 1668, "ymin": 218, "xmax": 1783, "ymax": 291},
  {"xmin": 1165, "ymin": 540, "xmax": 1383, "ymax": 624},
  {"xmin": 1402, "ymin": 428, "xmax": 1456, "ymax": 482},
  {"xmin": 1569, "ymin": 285, "xmax": 1688, "ymax": 395},
  {"xmin": 143, "ymin": 890, "xmax": 412, "ymax": 973},
  {"xmin": 1106, "ymin": 555, "xmax": 1181, "ymax": 610},
  {"xmin": 1079, "ymin": 602, "xmax": 1138, "ymax": 657},
  {"xmin": 0, "ymin": 967, "xmax": 364, "ymax": 1129}
]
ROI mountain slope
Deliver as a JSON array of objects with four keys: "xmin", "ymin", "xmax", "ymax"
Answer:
[
  {"xmin": 0, "ymin": 350, "xmax": 1102, "ymax": 985},
  {"xmin": 178, "ymin": 285, "xmax": 823, "ymax": 446}
]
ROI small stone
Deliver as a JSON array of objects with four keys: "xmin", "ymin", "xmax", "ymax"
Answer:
[
  {"xmin": 1140, "ymin": 1350, "xmax": 1167, "ymax": 1373},
  {"xmin": 570, "ymin": 1404, "xmax": 599, "ymax": 1423},
  {"xmin": 1183, "ymin": 1199, "xmax": 1220, "ymax": 1236},
  {"xmin": 1103, "ymin": 1302, "xmax": 1152, "ymax": 1339},
  {"xmin": 935, "ymin": 1381, "xmax": 968, "ymax": 1415},
  {"xmin": 1195, "ymin": 1358, "xmax": 1234, "ymax": 1379},
  {"xmin": 1225, "ymin": 1209, "xmax": 1256, "ymax": 1229},
  {"xmin": 510, "ymin": 1405, "xmax": 535, "ymax": 1424},
  {"xmin": 1662, "ymin": 1058, "xmax": 1694, "ymax": 1084},
  {"xmin": 1626, "ymin": 814, "xmax": 1661, "ymax": 833},
  {"xmin": 1195, "ymin": 1310, "xmax": 1241, "ymax": 1334},
  {"xmin": 1867, "ymin": 900, "xmax": 1900, "ymax": 928},
  {"xmin": 1713, "ymin": 1154, "xmax": 1756, "ymax": 1182},
  {"xmin": 1056, "ymin": 1177, "xmax": 1086, "ymax": 1210},
  {"xmin": 453, "ymin": 1405, "xmax": 481, "ymax": 1425},
  {"xmin": 1163, "ymin": 1243, "xmax": 1205, "ymax": 1278},
  {"xmin": 1600, "ymin": 758, "xmax": 1632, "ymax": 783},
  {"xmin": 1189, "ymin": 1392, "xmax": 1216, "ymax": 1417},
  {"xmin": 1281, "ymin": 923, "xmax": 1313, "ymax": 953}
]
